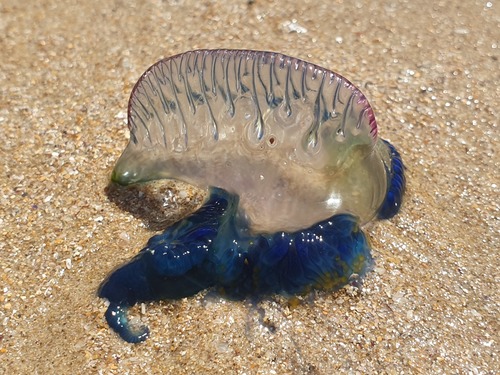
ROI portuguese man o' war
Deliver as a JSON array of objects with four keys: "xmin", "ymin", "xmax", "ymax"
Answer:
[{"xmin": 99, "ymin": 49, "xmax": 406, "ymax": 343}]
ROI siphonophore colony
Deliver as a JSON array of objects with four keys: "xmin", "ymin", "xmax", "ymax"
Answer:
[{"xmin": 99, "ymin": 49, "xmax": 406, "ymax": 343}]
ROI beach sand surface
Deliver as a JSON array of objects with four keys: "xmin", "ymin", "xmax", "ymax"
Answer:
[{"xmin": 0, "ymin": 0, "xmax": 498, "ymax": 373}]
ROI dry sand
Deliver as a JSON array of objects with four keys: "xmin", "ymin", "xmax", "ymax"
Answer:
[{"xmin": 0, "ymin": 0, "xmax": 498, "ymax": 373}]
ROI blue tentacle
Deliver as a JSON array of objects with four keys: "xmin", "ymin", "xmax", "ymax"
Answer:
[
  {"xmin": 104, "ymin": 302, "xmax": 150, "ymax": 344},
  {"xmin": 98, "ymin": 187, "xmax": 234, "ymax": 343},
  {"xmin": 378, "ymin": 140, "xmax": 406, "ymax": 219},
  {"xmin": 100, "ymin": 188, "xmax": 373, "ymax": 342}
]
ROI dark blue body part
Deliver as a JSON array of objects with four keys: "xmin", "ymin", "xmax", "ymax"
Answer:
[
  {"xmin": 378, "ymin": 140, "xmax": 406, "ymax": 219},
  {"xmin": 99, "ymin": 141, "xmax": 405, "ymax": 343},
  {"xmin": 99, "ymin": 189, "xmax": 231, "ymax": 343},
  {"xmin": 210, "ymin": 213, "xmax": 371, "ymax": 299},
  {"xmin": 98, "ymin": 188, "xmax": 372, "ymax": 343}
]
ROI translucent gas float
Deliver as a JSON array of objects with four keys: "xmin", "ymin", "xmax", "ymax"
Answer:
[{"xmin": 99, "ymin": 50, "xmax": 406, "ymax": 343}]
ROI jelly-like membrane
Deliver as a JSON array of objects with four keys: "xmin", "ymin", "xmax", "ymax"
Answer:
[
  {"xmin": 99, "ymin": 187, "xmax": 375, "ymax": 343},
  {"xmin": 101, "ymin": 50, "xmax": 406, "ymax": 343},
  {"xmin": 112, "ymin": 50, "xmax": 394, "ymax": 232}
]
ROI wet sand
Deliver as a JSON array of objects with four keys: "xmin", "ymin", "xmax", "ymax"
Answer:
[{"xmin": 1, "ymin": 0, "xmax": 498, "ymax": 373}]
